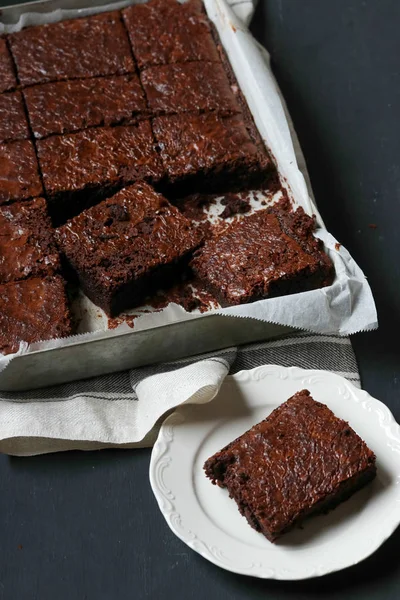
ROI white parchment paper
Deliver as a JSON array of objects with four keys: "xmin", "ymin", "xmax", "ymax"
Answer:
[{"xmin": 0, "ymin": 0, "xmax": 377, "ymax": 375}]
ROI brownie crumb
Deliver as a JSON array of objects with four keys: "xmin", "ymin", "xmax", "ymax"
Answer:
[
  {"xmin": 176, "ymin": 193, "xmax": 217, "ymax": 222},
  {"xmin": 219, "ymin": 192, "xmax": 251, "ymax": 219},
  {"xmin": 107, "ymin": 314, "xmax": 137, "ymax": 330},
  {"xmin": 149, "ymin": 278, "xmax": 216, "ymax": 313}
]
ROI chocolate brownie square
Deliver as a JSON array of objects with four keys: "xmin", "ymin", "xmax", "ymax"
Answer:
[
  {"xmin": 0, "ymin": 92, "xmax": 30, "ymax": 143},
  {"xmin": 56, "ymin": 182, "xmax": 201, "ymax": 316},
  {"xmin": 191, "ymin": 204, "xmax": 335, "ymax": 306},
  {"xmin": 141, "ymin": 62, "xmax": 240, "ymax": 115},
  {"xmin": 205, "ymin": 390, "xmax": 376, "ymax": 542},
  {"xmin": 122, "ymin": 0, "xmax": 220, "ymax": 69},
  {"xmin": 24, "ymin": 75, "xmax": 147, "ymax": 139},
  {"xmin": 0, "ymin": 140, "xmax": 43, "ymax": 205},
  {"xmin": 152, "ymin": 112, "xmax": 272, "ymax": 195},
  {"xmin": 0, "ymin": 275, "xmax": 71, "ymax": 355},
  {"xmin": 36, "ymin": 122, "xmax": 164, "ymax": 224},
  {"xmin": 0, "ymin": 197, "xmax": 60, "ymax": 284},
  {"xmin": 9, "ymin": 11, "xmax": 134, "ymax": 87},
  {"xmin": 0, "ymin": 38, "xmax": 17, "ymax": 93}
]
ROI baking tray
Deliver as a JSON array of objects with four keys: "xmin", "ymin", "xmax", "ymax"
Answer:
[{"xmin": 0, "ymin": 0, "xmax": 377, "ymax": 391}]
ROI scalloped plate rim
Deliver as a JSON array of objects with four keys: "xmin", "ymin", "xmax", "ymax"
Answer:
[{"xmin": 149, "ymin": 365, "xmax": 400, "ymax": 580}]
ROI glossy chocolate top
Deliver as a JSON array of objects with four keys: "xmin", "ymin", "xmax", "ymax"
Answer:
[
  {"xmin": 205, "ymin": 390, "xmax": 376, "ymax": 537},
  {"xmin": 191, "ymin": 205, "xmax": 334, "ymax": 305},
  {"xmin": 9, "ymin": 11, "xmax": 134, "ymax": 86},
  {"xmin": 0, "ymin": 140, "xmax": 43, "ymax": 204},
  {"xmin": 0, "ymin": 38, "xmax": 16, "ymax": 93},
  {"xmin": 141, "ymin": 62, "xmax": 239, "ymax": 114},
  {"xmin": 0, "ymin": 197, "xmax": 60, "ymax": 284},
  {"xmin": 0, "ymin": 92, "xmax": 30, "ymax": 143},
  {"xmin": 0, "ymin": 275, "xmax": 71, "ymax": 355},
  {"xmin": 56, "ymin": 182, "xmax": 201, "ymax": 285},
  {"xmin": 123, "ymin": 0, "xmax": 219, "ymax": 68},
  {"xmin": 24, "ymin": 75, "xmax": 147, "ymax": 139},
  {"xmin": 37, "ymin": 123, "xmax": 164, "ymax": 195},
  {"xmin": 153, "ymin": 113, "xmax": 265, "ymax": 179}
]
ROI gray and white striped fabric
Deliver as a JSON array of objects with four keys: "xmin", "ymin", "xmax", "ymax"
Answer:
[
  {"xmin": 0, "ymin": 333, "xmax": 359, "ymax": 456},
  {"xmin": 131, "ymin": 332, "xmax": 360, "ymax": 386}
]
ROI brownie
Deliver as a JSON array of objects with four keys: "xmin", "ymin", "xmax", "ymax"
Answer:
[
  {"xmin": 36, "ymin": 122, "xmax": 164, "ymax": 224},
  {"xmin": 204, "ymin": 390, "xmax": 377, "ymax": 542},
  {"xmin": 141, "ymin": 62, "xmax": 240, "ymax": 115},
  {"xmin": 0, "ymin": 38, "xmax": 17, "ymax": 93},
  {"xmin": 152, "ymin": 112, "xmax": 272, "ymax": 195},
  {"xmin": 24, "ymin": 75, "xmax": 147, "ymax": 139},
  {"xmin": 0, "ymin": 140, "xmax": 43, "ymax": 205},
  {"xmin": 0, "ymin": 92, "xmax": 30, "ymax": 143},
  {"xmin": 0, "ymin": 275, "xmax": 71, "ymax": 355},
  {"xmin": 191, "ymin": 204, "xmax": 335, "ymax": 306},
  {"xmin": 122, "ymin": 0, "xmax": 220, "ymax": 69},
  {"xmin": 0, "ymin": 197, "xmax": 60, "ymax": 284},
  {"xmin": 56, "ymin": 182, "xmax": 201, "ymax": 316},
  {"xmin": 8, "ymin": 11, "xmax": 134, "ymax": 87}
]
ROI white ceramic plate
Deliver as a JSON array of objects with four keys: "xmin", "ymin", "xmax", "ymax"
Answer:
[{"xmin": 149, "ymin": 365, "xmax": 400, "ymax": 580}]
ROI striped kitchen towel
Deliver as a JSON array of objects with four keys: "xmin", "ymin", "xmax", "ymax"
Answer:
[{"xmin": 0, "ymin": 332, "xmax": 359, "ymax": 456}]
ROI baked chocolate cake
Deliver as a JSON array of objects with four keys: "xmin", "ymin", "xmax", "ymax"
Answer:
[
  {"xmin": 0, "ymin": 38, "xmax": 17, "ymax": 93},
  {"xmin": 24, "ymin": 75, "xmax": 147, "ymax": 139},
  {"xmin": 191, "ymin": 203, "xmax": 335, "ymax": 306},
  {"xmin": 141, "ymin": 61, "xmax": 240, "ymax": 115},
  {"xmin": 8, "ymin": 11, "xmax": 134, "ymax": 86},
  {"xmin": 0, "ymin": 140, "xmax": 43, "ymax": 205},
  {"xmin": 0, "ymin": 197, "xmax": 60, "ymax": 284},
  {"xmin": 152, "ymin": 112, "xmax": 272, "ymax": 195},
  {"xmin": 0, "ymin": 92, "xmax": 30, "ymax": 143},
  {"xmin": 204, "ymin": 390, "xmax": 377, "ymax": 542},
  {"xmin": 122, "ymin": 0, "xmax": 220, "ymax": 69},
  {"xmin": 37, "ymin": 122, "xmax": 164, "ymax": 224},
  {"xmin": 0, "ymin": 275, "xmax": 71, "ymax": 355},
  {"xmin": 56, "ymin": 182, "xmax": 202, "ymax": 316}
]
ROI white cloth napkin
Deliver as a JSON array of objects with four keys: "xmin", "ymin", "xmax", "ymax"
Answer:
[{"xmin": 0, "ymin": 334, "xmax": 360, "ymax": 456}]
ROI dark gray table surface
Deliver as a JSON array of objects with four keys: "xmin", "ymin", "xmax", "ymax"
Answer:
[{"xmin": 1, "ymin": 0, "xmax": 400, "ymax": 598}]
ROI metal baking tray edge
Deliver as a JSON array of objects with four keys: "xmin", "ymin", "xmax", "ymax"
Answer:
[{"xmin": 1, "ymin": 318, "xmax": 294, "ymax": 391}]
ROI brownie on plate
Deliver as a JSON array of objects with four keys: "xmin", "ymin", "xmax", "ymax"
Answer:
[
  {"xmin": 122, "ymin": 0, "xmax": 220, "ymax": 69},
  {"xmin": 191, "ymin": 204, "xmax": 335, "ymax": 306},
  {"xmin": 36, "ymin": 122, "xmax": 164, "ymax": 224},
  {"xmin": 0, "ymin": 92, "xmax": 30, "ymax": 143},
  {"xmin": 8, "ymin": 11, "xmax": 134, "ymax": 87},
  {"xmin": 152, "ymin": 112, "xmax": 272, "ymax": 195},
  {"xmin": 141, "ymin": 62, "xmax": 240, "ymax": 115},
  {"xmin": 204, "ymin": 390, "xmax": 377, "ymax": 542},
  {"xmin": 56, "ymin": 182, "xmax": 202, "ymax": 316},
  {"xmin": 0, "ymin": 38, "xmax": 17, "ymax": 93},
  {"xmin": 24, "ymin": 75, "xmax": 147, "ymax": 139},
  {"xmin": 0, "ymin": 275, "xmax": 71, "ymax": 355},
  {"xmin": 0, "ymin": 198, "xmax": 60, "ymax": 284},
  {"xmin": 0, "ymin": 140, "xmax": 43, "ymax": 205}
]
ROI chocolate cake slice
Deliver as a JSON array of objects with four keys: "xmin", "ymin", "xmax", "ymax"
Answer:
[
  {"xmin": 204, "ymin": 390, "xmax": 377, "ymax": 542},
  {"xmin": 191, "ymin": 203, "xmax": 335, "ymax": 306},
  {"xmin": 8, "ymin": 10, "xmax": 134, "ymax": 86},
  {"xmin": 122, "ymin": 0, "xmax": 220, "ymax": 69},
  {"xmin": 0, "ymin": 275, "xmax": 71, "ymax": 356},
  {"xmin": 0, "ymin": 197, "xmax": 60, "ymax": 284},
  {"xmin": 56, "ymin": 182, "xmax": 202, "ymax": 316}
]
